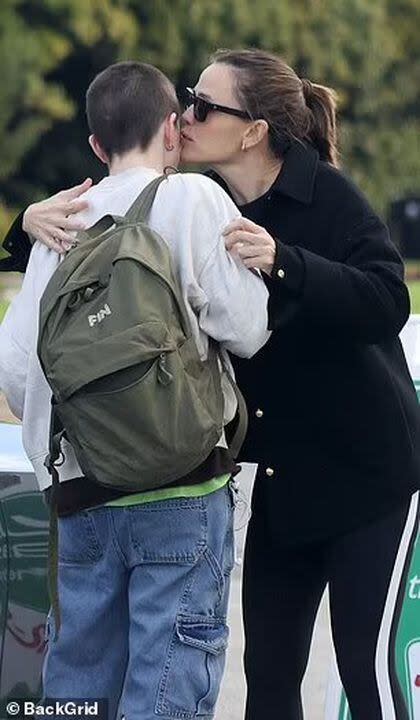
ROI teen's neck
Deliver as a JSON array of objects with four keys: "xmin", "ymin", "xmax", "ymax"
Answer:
[
  {"xmin": 212, "ymin": 152, "xmax": 282, "ymax": 206},
  {"xmin": 108, "ymin": 146, "xmax": 167, "ymax": 176}
]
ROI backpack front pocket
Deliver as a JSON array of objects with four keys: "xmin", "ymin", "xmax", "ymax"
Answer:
[
  {"xmin": 82, "ymin": 358, "xmax": 157, "ymax": 395},
  {"xmin": 48, "ymin": 321, "xmax": 175, "ymax": 402},
  {"xmin": 55, "ymin": 345, "xmax": 222, "ymax": 493}
]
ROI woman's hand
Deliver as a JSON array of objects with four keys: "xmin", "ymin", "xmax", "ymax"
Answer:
[
  {"xmin": 223, "ymin": 217, "xmax": 277, "ymax": 276},
  {"xmin": 22, "ymin": 178, "xmax": 93, "ymax": 253}
]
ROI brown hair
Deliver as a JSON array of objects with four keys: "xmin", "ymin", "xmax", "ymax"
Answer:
[
  {"xmin": 211, "ymin": 49, "xmax": 339, "ymax": 167},
  {"xmin": 86, "ymin": 61, "xmax": 180, "ymax": 158}
]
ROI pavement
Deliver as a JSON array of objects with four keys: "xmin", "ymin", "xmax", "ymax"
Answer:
[{"xmin": 0, "ymin": 393, "xmax": 18, "ymax": 424}]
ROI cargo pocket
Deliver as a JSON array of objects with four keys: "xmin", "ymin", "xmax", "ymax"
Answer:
[{"xmin": 156, "ymin": 614, "xmax": 229, "ymax": 718}]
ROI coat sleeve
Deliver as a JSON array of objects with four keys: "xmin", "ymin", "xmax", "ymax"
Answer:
[
  {"xmin": 267, "ymin": 214, "xmax": 409, "ymax": 344},
  {"xmin": 0, "ymin": 212, "xmax": 32, "ymax": 273}
]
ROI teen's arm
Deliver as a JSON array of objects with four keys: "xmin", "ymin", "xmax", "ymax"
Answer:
[
  {"xmin": 163, "ymin": 174, "xmax": 271, "ymax": 358},
  {"xmin": 0, "ymin": 248, "xmax": 39, "ymax": 417},
  {"xmin": 0, "ymin": 243, "xmax": 61, "ymax": 417}
]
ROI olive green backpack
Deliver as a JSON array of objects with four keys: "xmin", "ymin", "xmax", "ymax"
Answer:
[{"xmin": 38, "ymin": 175, "xmax": 247, "ymax": 636}]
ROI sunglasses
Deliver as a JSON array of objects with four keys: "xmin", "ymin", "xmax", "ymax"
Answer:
[{"xmin": 185, "ymin": 87, "xmax": 252, "ymax": 123}]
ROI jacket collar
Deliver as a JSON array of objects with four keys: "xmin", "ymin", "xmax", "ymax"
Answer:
[
  {"xmin": 271, "ymin": 140, "xmax": 319, "ymax": 205},
  {"xmin": 207, "ymin": 140, "xmax": 319, "ymax": 206}
]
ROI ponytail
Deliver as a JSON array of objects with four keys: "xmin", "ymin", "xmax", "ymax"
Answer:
[{"xmin": 301, "ymin": 79, "xmax": 339, "ymax": 166}]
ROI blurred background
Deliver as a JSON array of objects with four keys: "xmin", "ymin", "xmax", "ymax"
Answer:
[{"xmin": 1, "ymin": 0, "xmax": 420, "ymax": 317}]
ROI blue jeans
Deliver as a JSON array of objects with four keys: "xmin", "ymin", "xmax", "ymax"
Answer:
[{"xmin": 41, "ymin": 483, "xmax": 236, "ymax": 720}]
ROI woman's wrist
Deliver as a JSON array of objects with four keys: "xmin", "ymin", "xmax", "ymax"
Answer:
[{"xmin": 270, "ymin": 240, "xmax": 305, "ymax": 294}]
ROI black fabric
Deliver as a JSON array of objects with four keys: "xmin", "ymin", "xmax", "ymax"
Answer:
[
  {"xmin": 243, "ymin": 482, "xmax": 418, "ymax": 720},
  {"xmin": 43, "ymin": 446, "xmax": 238, "ymax": 516}
]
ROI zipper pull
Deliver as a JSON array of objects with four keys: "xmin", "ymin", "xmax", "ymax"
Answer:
[{"xmin": 158, "ymin": 353, "xmax": 173, "ymax": 386}]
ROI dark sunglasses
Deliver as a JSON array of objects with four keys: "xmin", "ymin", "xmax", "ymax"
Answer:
[{"xmin": 185, "ymin": 87, "xmax": 252, "ymax": 123}]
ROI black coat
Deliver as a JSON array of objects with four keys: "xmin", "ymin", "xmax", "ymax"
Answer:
[
  {"xmin": 212, "ymin": 141, "xmax": 420, "ymax": 544},
  {"xmin": 2, "ymin": 143, "xmax": 420, "ymax": 545}
]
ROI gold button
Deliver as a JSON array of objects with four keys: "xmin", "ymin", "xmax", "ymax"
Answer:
[
  {"xmin": 265, "ymin": 467, "xmax": 274, "ymax": 477},
  {"xmin": 255, "ymin": 409, "xmax": 264, "ymax": 418},
  {"xmin": 277, "ymin": 268, "xmax": 285, "ymax": 279}
]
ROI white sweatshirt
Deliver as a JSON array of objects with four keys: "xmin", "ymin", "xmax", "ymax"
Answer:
[{"xmin": 0, "ymin": 167, "xmax": 270, "ymax": 490}]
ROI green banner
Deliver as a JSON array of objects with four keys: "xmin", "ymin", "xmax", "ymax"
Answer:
[
  {"xmin": 329, "ymin": 318, "xmax": 420, "ymax": 719},
  {"xmin": 335, "ymin": 531, "xmax": 420, "ymax": 719}
]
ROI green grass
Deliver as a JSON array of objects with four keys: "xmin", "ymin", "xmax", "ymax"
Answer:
[
  {"xmin": 0, "ymin": 301, "xmax": 7, "ymax": 322},
  {"xmin": 408, "ymin": 282, "xmax": 420, "ymax": 314}
]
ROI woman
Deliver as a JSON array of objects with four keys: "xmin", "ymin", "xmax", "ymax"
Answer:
[{"xmin": 2, "ymin": 49, "xmax": 419, "ymax": 720}]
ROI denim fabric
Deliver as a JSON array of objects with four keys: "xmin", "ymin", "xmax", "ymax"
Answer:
[{"xmin": 41, "ymin": 483, "xmax": 237, "ymax": 720}]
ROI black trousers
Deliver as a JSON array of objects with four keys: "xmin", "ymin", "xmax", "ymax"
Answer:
[{"xmin": 243, "ymin": 489, "xmax": 419, "ymax": 720}]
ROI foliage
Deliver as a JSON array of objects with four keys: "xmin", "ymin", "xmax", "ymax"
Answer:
[
  {"xmin": 0, "ymin": 0, "xmax": 138, "ymax": 207},
  {"xmin": 0, "ymin": 0, "xmax": 419, "ymax": 226}
]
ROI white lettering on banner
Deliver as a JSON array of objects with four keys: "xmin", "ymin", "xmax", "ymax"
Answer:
[
  {"xmin": 88, "ymin": 304, "xmax": 112, "ymax": 327},
  {"xmin": 408, "ymin": 575, "xmax": 420, "ymax": 599},
  {"xmin": 23, "ymin": 701, "xmax": 99, "ymax": 716}
]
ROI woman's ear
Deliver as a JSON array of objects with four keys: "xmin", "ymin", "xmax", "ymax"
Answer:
[
  {"xmin": 88, "ymin": 135, "xmax": 109, "ymax": 165},
  {"xmin": 241, "ymin": 119, "xmax": 269, "ymax": 151}
]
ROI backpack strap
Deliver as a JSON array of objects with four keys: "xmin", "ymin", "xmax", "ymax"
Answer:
[
  {"xmin": 83, "ymin": 214, "xmax": 125, "ymax": 240},
  {"xmin": 76, "ymin": 175, "xmax": 168, "ymax": 243},
  {"xmin": 91, "ymin": 175, "xmax": 168, "ymax": 287},
  {"xmin": 227, "ymin": 383, "xmax": 248, "ymax": 459},
  {"xmin": 208, "ymin": 342, "xmax": 248, "ymax": 460},
  {"xmin": 44, "ymin": 400, "xmax": 66, "ymax": 641},
  {"xmin": 221, "ymin": 363, "xmax": 249, "ymax": 459},
  {"xmin": 124, "ymin": 175, "xmax": 168, "ymax": 223}
]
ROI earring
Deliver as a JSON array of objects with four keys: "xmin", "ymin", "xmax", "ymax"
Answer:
[
  {"xmin": 165, "ymin": 144, "xmax": 175, "ymax": 151},
  {"xmin": 241, "ymin": 142, "xmax": 247, "ymax": 151}
]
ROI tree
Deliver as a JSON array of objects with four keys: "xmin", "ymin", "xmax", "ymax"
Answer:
[
  {"xmin": 1, "ymin": 0, "xmax": 419, "ymax": 222},
  {"xmin": 0, "ymin": 1, "xmax": 72, "ymax": 183},
  {"xmin": 0, "ymin": 0, "xmax": 137, "ymax": 216}
]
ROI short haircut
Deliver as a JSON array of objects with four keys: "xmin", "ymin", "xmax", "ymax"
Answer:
[{"xmin": 86, "ymin": 61, "xmax": 180, "ymax": 158}]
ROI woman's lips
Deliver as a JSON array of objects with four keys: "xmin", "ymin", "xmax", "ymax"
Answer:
[{"xmin": 181, "ymin": 132, "xmax": 193, "ymax": 142}]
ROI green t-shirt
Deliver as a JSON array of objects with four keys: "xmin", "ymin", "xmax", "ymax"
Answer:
[{"xmin": 104, "ymin": 474, "xmax": 230, "ymax": 508}]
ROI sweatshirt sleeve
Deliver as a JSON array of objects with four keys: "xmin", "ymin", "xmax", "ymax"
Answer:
[
  {"xmin": 0, "ymin": 243, "xmax": 58, "ymax": 419},
  {"xmin": 197, "ymin": 243, "xmax": 270, "ymax": 357},
  {"xmin": 162, "ymin": 174, "xmax": 271, "ymax": 358},
  {"xmin": 0, "ymin": 212, "xmax": 32, "ymax": 273},
  {"xmin": 0, "ymin": 261, "xmax": 36, "ymax": 418}
]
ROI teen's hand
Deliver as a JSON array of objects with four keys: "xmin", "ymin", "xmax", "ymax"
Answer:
[
  {"xmin": 22, "ymin": 178, "xmax": 93, "ymax": 253},
  {"xmin": 223, "ymin": 217, "xmax": 276, "ymax": 276}
]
